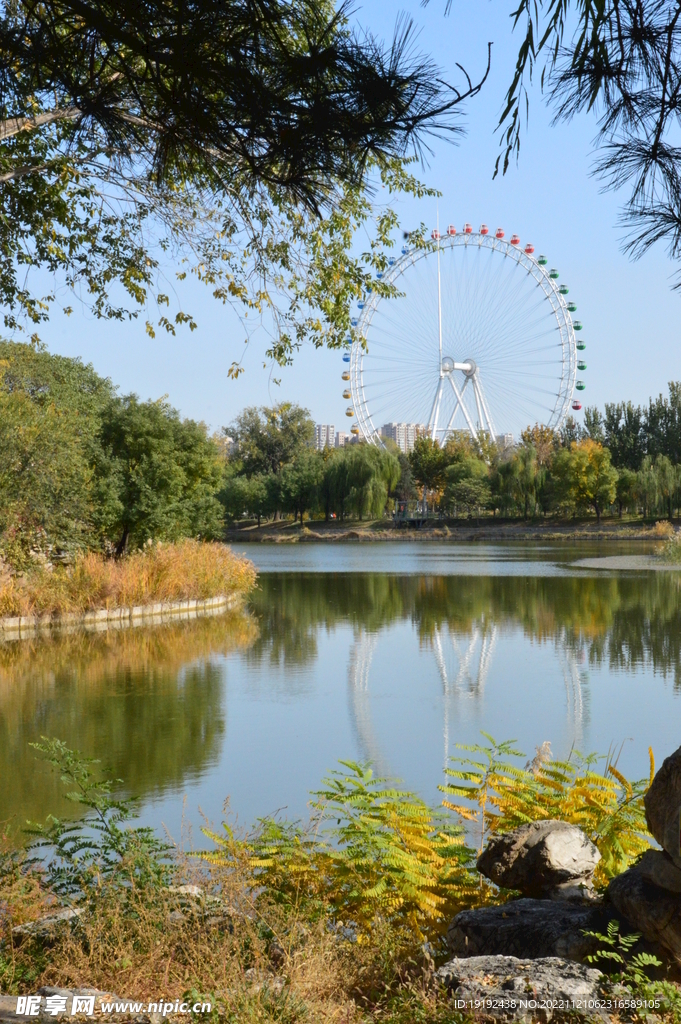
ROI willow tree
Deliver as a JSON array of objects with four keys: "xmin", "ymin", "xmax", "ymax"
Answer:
[{"xmin": 0, "ymin": 0, "xmax": 489, "ymax": 359}]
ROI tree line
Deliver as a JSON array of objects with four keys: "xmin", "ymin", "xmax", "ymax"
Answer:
[
  {"xmin": 408, "ymin": 382, "xmax": 681, "ymax": 523},
  {"xmin": 6, "ymin": 338, "xmax": 681, "ymax": 573},
  {"xmin": 224, "ymin": 382, "xmax": 681, "ymax": 526},
  {"xmin": 221, "ymin": 405, "xmax": 401, "ymax": 524}
]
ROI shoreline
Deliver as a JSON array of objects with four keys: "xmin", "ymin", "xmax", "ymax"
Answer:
[
  {"xmin": 0, "ymin": 593, "xmax": 241, "ymax": 642},
  {"xmin": 225, "ymin": 520, "xmax": 669, "ymax": 544}
]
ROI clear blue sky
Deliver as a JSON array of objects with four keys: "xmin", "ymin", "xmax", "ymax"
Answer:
[{"xmin": 39, "ymin": 2, "xmax": 679, "ymax": 432}]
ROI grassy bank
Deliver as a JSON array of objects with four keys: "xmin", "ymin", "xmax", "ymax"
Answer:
[
  {"xmin": 226, "ymin": 517, "xmax": 675, "ymax": 543},
  {"xmin": 2, "ymin": 738, "xmax": 678, "ymax": 1023},
  {"xmin": 0, "ymin": 541, "xmax": 257, "ymax": 618}
]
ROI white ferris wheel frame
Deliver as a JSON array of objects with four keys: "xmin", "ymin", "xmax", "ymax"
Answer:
[{"xmin": 349, "ymin": 230, "xmax": 578, "ymax": 446}]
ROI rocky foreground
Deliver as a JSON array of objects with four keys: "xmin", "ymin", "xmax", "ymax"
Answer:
[{"xmin": 436, "ymin": 743, "xmax": 681, "ymax": 1019}]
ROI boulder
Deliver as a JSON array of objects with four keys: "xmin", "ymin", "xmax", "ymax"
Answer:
[
  {"xmin": 477, "ymin": 821, "xmax": 601, "ymax": 899},
  {"xmin": 644, "ymin": 745, "xmax": 681, "ymax": 868},
  {"xmin": 436, "ymin": 955, "xmax": 605, "ymax": 1021},
  {"xmin": 448, "ymin": 898, "xmax": 609, "ymax": 962},
  {"xmin": 608, "ymin": 862, "xmax": 681, "ymax": 959},
  {"xmin": 637, "ymin": 849, "xmax": 681, "ymax": 894}
]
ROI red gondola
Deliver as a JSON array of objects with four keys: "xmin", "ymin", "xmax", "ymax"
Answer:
[
  {"xmin": 572, "ymin": 401, "xmax": 582, "ymax": 411},
  {"xmin": 480, "ymin": 224, "xmax": 489, "ymax": 235},
  {"xmin": 495, "ymin": 227, "xmax": 504, "ymax": 239},
  {"xmin": 463, "ymin": 222, "xmax": 473, "ymax": 233},
  {"xmin": 510, "ymin": 234, "xmax": 520, "ymax": 246},
  {"xmin": 524, "ymin": 243, "xmax": 535, "ymax": 254},
  {"xmin": 446, "ymin": 225, "xmax": 456, "ymax": 236},
  {"xmin": 431, "ymin": 229, "xmax": 440, "ymax": 240}
]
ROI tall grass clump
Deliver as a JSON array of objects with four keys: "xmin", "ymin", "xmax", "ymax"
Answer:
[{"xmin": 0, "ymin": 541, "xmax": 257, "ymax": 617}]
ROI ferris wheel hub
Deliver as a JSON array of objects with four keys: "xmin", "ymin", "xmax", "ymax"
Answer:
[
  {"xmin": 462, "ymin": 358, "xmax": 477, "ymax": 378},
  {"xmin": 441, "ymin": 356, "xmax": 455, "ymax": 374}
]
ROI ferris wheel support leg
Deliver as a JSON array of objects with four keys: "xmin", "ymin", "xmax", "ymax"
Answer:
[
  {"xmin": 472, "ymin": 376, "xmax": 485, "ymax": 435},
  {"xmin": 444, "ymin": 376, "xmax": 469, "ymax": 436},
  {"xmin": 475, "ymin": 374, "xmax": 497, "ymax": 440},
  {"xmin": 427, "ymin": 377, "xmax": 444, "ymax": 442},
  {"xmin": 447, "ymin": 375, "xmax": 478, "ymax": 441}
]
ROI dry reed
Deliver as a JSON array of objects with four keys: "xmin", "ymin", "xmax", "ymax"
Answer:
[{"xmin": 0, "ymin": 541, "xmax": 257, "ymax": 617}]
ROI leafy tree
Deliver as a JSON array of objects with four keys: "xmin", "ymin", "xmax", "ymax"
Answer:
[
  {"xmin": 220, "ymin": 472, "xmax": 274, "ymax": 527},
  {"xmin": 604, "ymin": 402, "xmax": 646, "ymax": 471},
  {"xmin": 645, "ymin": 383, "xmax": 681, "ymax": 464},
  {"xmin": 559, "ymin": 415, "xmax": 583, "ymax": 448},
  {"xmin": 615, "ymin": 468, "xmax": 638, "ymax": 518},
  {"xmin": 98, "ymin": 396, "xmax": 224, "ymax": 553},
  {"xmin": 346, "ymin": 444, "xmax": 399, "ymax": 520},
  {"xmin": 443, "ymin": 455, "xmax": 491, "ymax": 516},
  {"xmin": 393, "ymin": 449, "xmax": 418, "ymax": 502},
  {"xmin": 514, "ymin": 445, "xmax": 540, "ymax": 519},
  {"xmin": 0, "ymin": 384, "xmax": 94, "ymax": 565},
  {"xmin": 520, "ymin": 424, "xmax": 557, "ymax": 467},
  {"xmin": 0, "ymin": 0, "xmax": 490, "ymax": 349},
  {"xmin": 637, "ymin": 457, "xmax": 660, "ymax": 520},
  {"xmin": 0, "ymin": 341, "xmax": 116, "ymax": 563},
  {"xmin": 553, "ymin": 439, "xmax": 618, "ymax": 522},
  {"xmin": 228, "ymin": 404, "xmax": 314, "ymax": 477},
  {"xmin": 409, "ymin": 436, "xmax": 449, "ymax": 509},
  {"xmin": 654, "ymin": 455, "xmax": 677, "ymax": 521},
  {"xmin": 278, "ymin": 450, "xmax": 323, "ymax": 522},
  {"xmin": 583, "ymin": 407, "xmax": 605, "ymax": 444}
]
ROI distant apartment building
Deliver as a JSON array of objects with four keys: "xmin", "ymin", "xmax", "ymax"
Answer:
[
  {"xmin": 380, "ymin": 422, "xmax": 426, "ymax": 453},
  {"xmin": 335, "ymin": 431, "xmax": 352, "ymax": 448},
  {"xmin": 495, "ymin": 433, "xmax": 514, "ymax": 450},
  {"xmin": 314, "ymin": 424, "xmax": 335, "ymax": 450}
]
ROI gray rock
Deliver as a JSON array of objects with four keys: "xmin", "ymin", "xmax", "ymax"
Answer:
[
  {"xmin": 11, "ymin": 907, "xmax": 83, "ymax": 943},
  {"xmin": 436, "ymin": 955, "xmax": 605, "ymax": 1021},
  {"xmin": 477, "ymin": 821, "xmax": 600, "ymax": 899},
  {"xmin": 637, "ymin": 849, "xmax": 681, "ymax": 894},
  {"xmin": 608, "ymin": 862, "xmax": 681, "ymax": 958},
  {"xmin": 448, "ymin": 898, "xmax": 609, "ymax": 962},
  {"xmin": 645, "ymin": 745, "xmax": 681, "ymax": 868}
]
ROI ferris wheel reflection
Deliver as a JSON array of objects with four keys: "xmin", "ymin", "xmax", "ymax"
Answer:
[{"xmin": 346, "ymin": 623, "xmax": 590, "ymax": 775}]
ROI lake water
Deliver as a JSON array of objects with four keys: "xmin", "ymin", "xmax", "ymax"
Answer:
[{"xmin": 2, "ymin": 541, "xmax": 680, "ymax": 844}]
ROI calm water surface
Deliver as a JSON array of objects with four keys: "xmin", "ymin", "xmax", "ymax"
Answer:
[{"xmin": 3, "ymin": 541, "xmax": 681, "ymax": 842}]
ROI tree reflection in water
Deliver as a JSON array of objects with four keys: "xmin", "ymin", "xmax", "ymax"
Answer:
[
  {"xmin": 248, "ymin": 571, "xmax": 681, "ymax": 768},
  {"xmin": 0, "ymin": 612, "xmax": 256, "ymax": 832},
  {"xmin": 248, "ymin": 572, "xmax": 681, "ymax": 685}
]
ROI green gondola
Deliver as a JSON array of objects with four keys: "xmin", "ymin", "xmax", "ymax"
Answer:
[
  {"xmin": 576, "ymin": 381, "xmax": 585, "ymax": 391},
  {"xmin": 567, "ymin": 302, "xmax": 577, "ymax": 312},
  {"xmin": 538, "ymin": 255, "xmax": 548, "ymax": 265},
  {"xmin": 577, "ymin": 361, "xmax": 587, "ymax": 371},
  {"xmin": 549, "ymin": 268, "xmax": 559, "ymax": 279},
  {"xmin": 577, "ymin": 341, "xmax": 586, "ymax": 351},
  {"xmin": 559, "ymin": 284, "xmax": 569, "ymax": 295},
  {"xmin": 573, "ymin": 321, "xmax": 583, "ymax": 330}
]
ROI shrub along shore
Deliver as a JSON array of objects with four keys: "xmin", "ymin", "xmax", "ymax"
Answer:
[
  {"xmin": 2, "ymin": 737, "xmax": 680, "ymax": 1024},
  {"xmin": 0, "ymin": 541, "xmax": 256, "ymax": 619}
]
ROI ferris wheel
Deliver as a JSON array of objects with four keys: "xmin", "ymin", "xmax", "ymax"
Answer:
[{"xmin": 342, "ymin": 224, "xmax": 586, "ymax": 446}]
